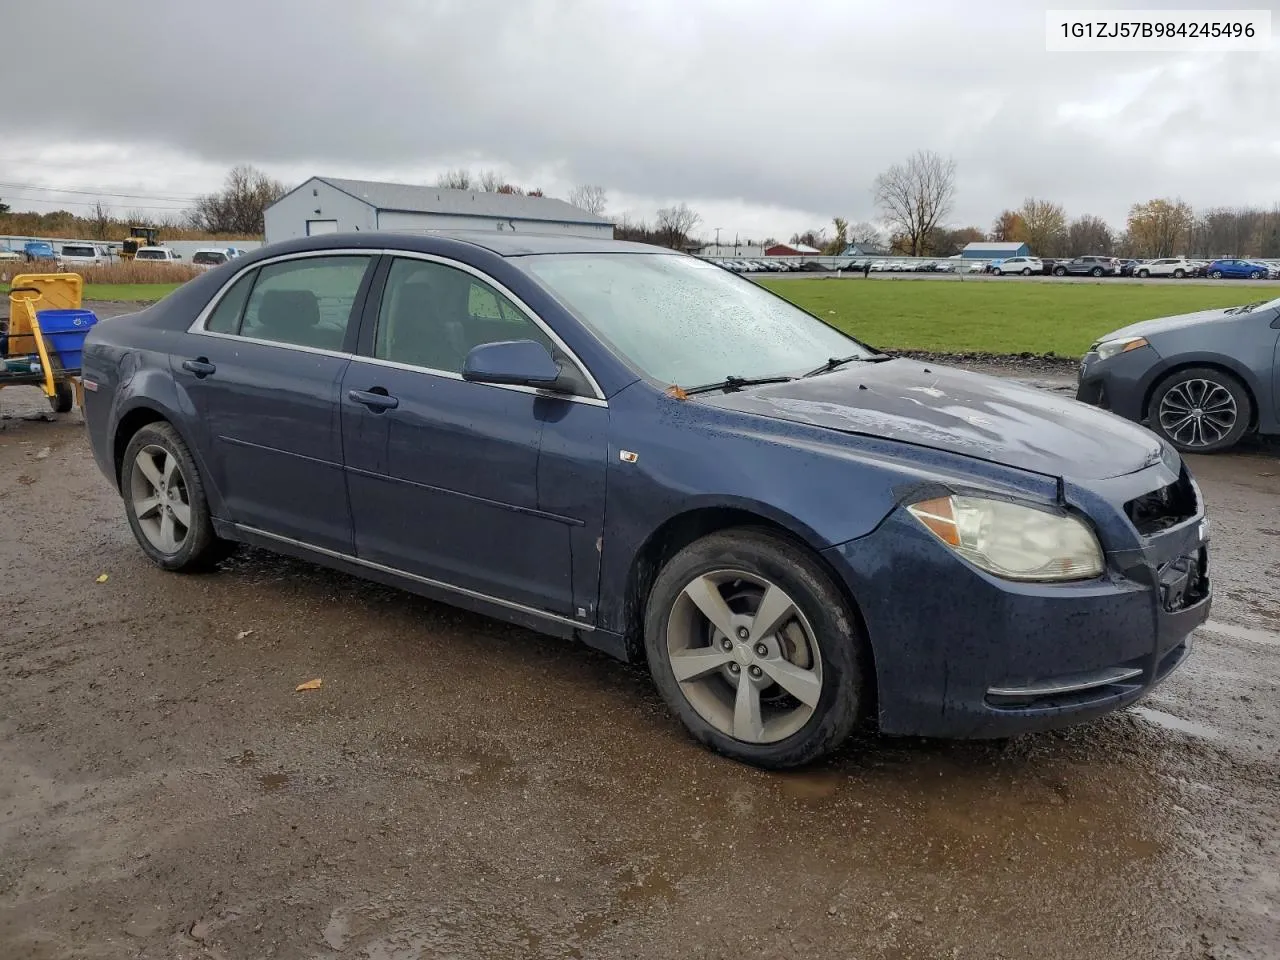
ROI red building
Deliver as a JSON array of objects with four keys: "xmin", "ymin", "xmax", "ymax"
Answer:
[{"xmin": 765, "ymin": 242, "xmax": 821, "ymax": 257}]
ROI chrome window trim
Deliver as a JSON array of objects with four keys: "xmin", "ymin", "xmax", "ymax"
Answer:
[
  {"xmin": 186, "ymin": 247, "xmax": 608, "ymax": 404},
  {"xmin": 234, "ymin": 523, "xmax": 594, "ymax": 632}
]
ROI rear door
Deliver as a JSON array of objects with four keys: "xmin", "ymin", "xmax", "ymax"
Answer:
[
  {"xmin": 340, "ymin": 254, "xmax": 608, "ymax": 619},
  {"xmin": 173, "ymin": 253, "xmax": 376, "ymax": 552}
]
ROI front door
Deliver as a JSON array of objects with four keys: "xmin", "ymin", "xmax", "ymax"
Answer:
[
  {"xmin": 341, "ymin": 255, "xmax": 604, "ymax": 616},
  {"xmin": 173, "ymin": 253, "xmax": 375, "ymax": 552}
]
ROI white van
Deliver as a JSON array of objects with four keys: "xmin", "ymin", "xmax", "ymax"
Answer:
[
  {"xmin": 133, "ymin": 247, "xmax": 182, "ymax": 263},
  {"xmin": 59, "ymin": 243, "xmax": 105, "ymax": 268}
]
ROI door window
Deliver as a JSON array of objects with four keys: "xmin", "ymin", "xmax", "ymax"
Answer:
[
  {"xmin": 206, "ymin": 270, "xmax": 256, "ymax": 334},
  {"xmin": 239, "ymin": 256, "xmax": 372, "ymax": 350},
  {"xmin": 374, "ymin": 258, "xmax": 554, "ymax": 374}
]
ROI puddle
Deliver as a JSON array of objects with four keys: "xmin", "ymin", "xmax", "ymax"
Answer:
[
  {"xmin": 1131, "ymin": 706, "xmax": 1221, "ymax": 740},
  {"xmin": 778, "ymin": 770, "xmax": 842, "ymax": 801},
  {"xmin": 1201, "ymin": 620, "xmax": 1280, "ymax": 647},
  {"xmin": 258, "ymin": 772, "xmax": 290, "ymax": 792}
]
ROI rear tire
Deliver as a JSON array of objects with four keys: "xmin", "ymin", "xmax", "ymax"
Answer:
[
  {"xmin": 644, "ymin": 528, "xmax": 867, "ymax": 769},
  {"xmin": 1137, "ymin": 269, "xmax": 1150, "ymax": 278},
  {"xmin": 1091, "ymin": 267, "xmax": 1103, "ymax": 277},
  {"xmin": 1147, "ymin": 367, "xmax": 1252, "ymax": 454},
  {"xmin": 1020, "ymin": 268, "xmax": 1032, "ymax": 276},
  {"xmin": 1173, "ymin": 269, "xmax": 1185, "ymax": 278},
  {"xmin": 1211, "ymin": 270, "xmax": 1223, "ymax": 279},
  {"xmin": 1054, "ymin": 266, "xmax": 1067, "ymax": 276},
  {"xmin": 121, "ymin": 422, "xmax": 234, "ymax": 571}
]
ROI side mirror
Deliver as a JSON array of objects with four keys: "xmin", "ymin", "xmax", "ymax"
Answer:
[{"xmin": 462, "ymin": 339, "xmax": 562, "ymax": 389}]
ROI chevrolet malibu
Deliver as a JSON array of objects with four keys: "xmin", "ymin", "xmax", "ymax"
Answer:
[{"xmin": 82, "ymin": 233, "xmax": 1210, "ymax": 768}]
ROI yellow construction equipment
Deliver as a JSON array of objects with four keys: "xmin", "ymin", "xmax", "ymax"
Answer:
[
  {"xmin": 120, "ymin": 226, "xmax": 160, "ymax": 260},
  {"xmin": 2, "ymin": 273, "xmax": 97, "ymax": 413}
]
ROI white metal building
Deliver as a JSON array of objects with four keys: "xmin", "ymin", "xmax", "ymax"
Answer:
[{"xmin": 264, "ymin": 176, "xmax": 614, "ymax": 244}]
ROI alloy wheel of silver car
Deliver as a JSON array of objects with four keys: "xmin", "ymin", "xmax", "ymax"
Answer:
[
  {"xmin": 1158, "ymin": 379, "xmax": 1238, "ymax": 449},
  {"xmin": 665, "ymin": 570, "xmax": 823, "ymax": 744},
  {"xmin": 129, "ymin": 444, "xmax": 192, "ymax": 554}
]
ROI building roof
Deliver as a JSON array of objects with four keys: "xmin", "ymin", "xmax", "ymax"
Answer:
[
  {"xmin": 962, "ymin": 241, "xmax": 1027, "ymax": 253},
  {"xmin": 306, "ymin": 176, "xmax": 612, "ymax": 226},
  {"xmin": 768, "ymin": 242, "xmax": 821, "ymax": 254}
]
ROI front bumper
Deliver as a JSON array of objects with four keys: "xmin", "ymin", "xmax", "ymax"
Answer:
[
  {"xmin": 1076, "ymin": 346, "xmax": 1160, "ymax": 423},
  {"xmin": 823, "ymin": 475, "xmax": 1208, "ymax": 739}
]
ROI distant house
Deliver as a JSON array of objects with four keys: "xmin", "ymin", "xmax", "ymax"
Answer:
[
  {"xmin": 961, "ymin": 241, "xmax": 1030, "ymax": 259},
  {"xmin": 840, "ymin": 241, "xmax": 889, "ymax": 257},
  {"xmin": 264, "ymin": 176, "xmax": 613, "ymax": 244},
  {"xmin": 765, "ymin": 242, "xmax": 822, "ymax": 257}
]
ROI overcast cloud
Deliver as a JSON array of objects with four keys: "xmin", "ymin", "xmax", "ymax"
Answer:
[{"xmin": 2, "ymin": 0, "xmax": 1277, "ymax": 240}]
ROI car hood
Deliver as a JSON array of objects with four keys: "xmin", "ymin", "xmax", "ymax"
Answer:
[
  {"xmin": 1097, "ymin": 303, "xmax": 1275, "ymax": 343},
  {"xmin": 698, "ymin": 359, "xmax": 1168, "ymax": 481}
]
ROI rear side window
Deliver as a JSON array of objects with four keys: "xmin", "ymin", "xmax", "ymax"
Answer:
[
  {"xmin": 240, "ymin": 256, "xmax": 372, "ymax": 350},
  {"xmin": 205, "ymin": 271, "xmax": 256, "ymax": 334}
]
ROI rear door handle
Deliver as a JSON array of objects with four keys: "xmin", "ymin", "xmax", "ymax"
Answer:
[
  {"xmin": 347, "ymin": 388, "xmax": 399, "ymax": 411},
  {"xmin": 182, "ymin": 358, "xmax": 216, "ymax": 377}
]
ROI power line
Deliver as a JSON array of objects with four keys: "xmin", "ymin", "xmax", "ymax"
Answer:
[
  {"xmin": 0, "ymin": 180, "xmax": 202, "ymax": 203},
  {"xmin": 0, "ymin": 192, "xmax": 192, "ymax": 212}
]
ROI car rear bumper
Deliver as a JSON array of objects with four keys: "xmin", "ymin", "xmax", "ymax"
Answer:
[{"xmin": 823, "ymin": 500, "xmax": 1208, "ymax": 739}]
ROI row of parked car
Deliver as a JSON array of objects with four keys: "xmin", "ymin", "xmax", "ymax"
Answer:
[
  {"xmin": 0, "ymin": 242, "xmax": 248, "ymax": 270},
  {"xmin": 990, "ymin": 255, "xmax": 1280, "ymax": 280}
]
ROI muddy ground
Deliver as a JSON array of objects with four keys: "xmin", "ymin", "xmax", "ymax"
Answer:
[{"xmin": 1, "ymin": 308, "xmax": 1277, "ymax": 959}]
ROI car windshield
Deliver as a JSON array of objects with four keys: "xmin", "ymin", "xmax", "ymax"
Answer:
[{"xmin": 518, "ymin": 253, "xmax": 872, "ymax": 386}]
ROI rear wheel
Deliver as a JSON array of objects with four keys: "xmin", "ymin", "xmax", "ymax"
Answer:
[
  {"xmin": 1020, "ymin": 268, "xmax": 1032, "ymax": 276},
  {"xmin": 644, "ymin": 529, "xmax": 866, "ymax": 769},
  {"xmin": 1137, "ymin": 269, "xmax": 1150, "ymax": 278},
  {"xmin": 1091, "ymin": 266, "xmax": 1103, "ymax": 277},
  {"xmin": 1211, "ymin": 270, "xmax": 1223, "ymax": 279},
  {"xmin": 1173, "ymin": 269, "xmax": 1185, "ymax": 278},
  {"xmin": 1148, "ymin": 367, "xmax": 1252, "ymax": 453},
  {"xmin": 122, "ymin": 422, "xmax": 232, "ymax": 571},
  {"xmin": 1054, "ymin": 266, "xmax": 1067, "ymax": 277}
]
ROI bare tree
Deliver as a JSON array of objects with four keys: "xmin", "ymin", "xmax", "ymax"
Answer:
[
  {"xmin": 872, "ymin": 150, "xmax": 956, "ymax": 257},
  {"xmin": 568, "ymin": 185, "xmax": 608, "ymax": 216},
  {"xmin": 1018, "ymin": 197, "xmax": 1067, "ymax": 256},
  {"xmin": 847, "ymin": 220, "xmax": 884, "ymax": 247},
  {"xmin": 436, "ymin": 169, "xmax": 473, "ymax": 190},
  {"xmin": 1065, "ymin": 215, "xmax": 1114, "ymax": 256},
  {"xmin": 189, "ymin": 165, "xmax": 287, "ymax": 235},
  {"xmin": 477, "ymin": 170, "xmax": 504, "ymax": 193},
  {"xmin": 90, "ymin": 200, "xmax": 113, "ymax": 239},
  {"xmin": 655, "ymin": 203, "xmax": 701, "ymax": 249}
]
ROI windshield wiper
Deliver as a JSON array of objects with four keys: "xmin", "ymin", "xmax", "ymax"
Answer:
[
  {"xmin": 682, "ymin": 375, "xmax": 794, "ymax": 396},
  {"xmin": 1225, "ymin": 301, "xmax": 1267, "ymax": 315},
  {"xmin": 801, "ymin": 353, "xmax": 890, "ymax": 378}
]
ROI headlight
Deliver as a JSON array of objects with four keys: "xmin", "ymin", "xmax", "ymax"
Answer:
[
  {"xmin": 1094, "ymin": 336, "xmax": 1149, "ymax": 361},
  {"xmin": 907, "ymin": 495, "xmax": 1104, "ymax": 582}
]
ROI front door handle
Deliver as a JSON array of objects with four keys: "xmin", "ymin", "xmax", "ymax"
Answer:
[
  {"xmin": 182, "ymin": 358, "xmax": 216, "ymax": 377},
  {"xmin": 348, "ymin": 388, "xmax": 399, "ymax": 412}
]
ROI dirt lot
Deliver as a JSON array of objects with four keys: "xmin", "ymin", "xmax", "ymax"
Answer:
[{"xmin": 2, "ymin": 327, "xmax": 1278, "ymax": 959}]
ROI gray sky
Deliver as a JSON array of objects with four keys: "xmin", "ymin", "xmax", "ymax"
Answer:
[{"xmin": 2, "ymin": 0, "xmax": 1277, "ymax": 241}]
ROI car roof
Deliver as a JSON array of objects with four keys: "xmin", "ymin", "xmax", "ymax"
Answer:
[
  {"xmin": 136, "ymin": 246, "xmax": 172, "ymax": 252},
  {"xmin": 257, "ymin": 231, "xmax": 673, "ymax": 259}
]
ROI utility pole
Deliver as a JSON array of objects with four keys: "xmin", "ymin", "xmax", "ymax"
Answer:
[{"xmin": 715, "ymin": 226, "xmax": 722, "ymax": 256}]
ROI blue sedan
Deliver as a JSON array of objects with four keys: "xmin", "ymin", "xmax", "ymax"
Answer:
[
  {"xmin": 1206, "ymin": 259, "xmax": 1269, "ymax": 280},
  {"xmin": 82, "ymin": 233, "xmax": 1210, "ymax": 767}
]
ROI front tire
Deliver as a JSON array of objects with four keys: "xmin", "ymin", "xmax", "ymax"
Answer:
[
  {"xmin": 121, "ymin": 422, "xmax": 231, "ymax": 571},
  {"xmin": 1148, "ymin": 367, "xmax": 1252, "ymax": 453},
  {"xmin": 992, "ymin": 268, "xmax": 1003, "ymax": 276},
  {"xmin": 644, "ymin": 529, "xmax": 867, "ymax": 769},
  {"xmin": 1137, "ymin": 269, "xmax": 1150, "ymax": 278},
  {"xmin": 1054, "ymin": 266, "xmax": 1067, "ymax": 276},
  {"xmin": 1091, "ymin": 267, "xmax": 1103, "ymax": 277}
]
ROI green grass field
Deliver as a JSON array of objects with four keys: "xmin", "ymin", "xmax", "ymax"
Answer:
[
  {"xmin": 759, "ymin": 278, "xmax": 1274, "ymax": 356},
  {"xmin": 1, "ymin": 282, "xmax": 182, "ymax": 303}
]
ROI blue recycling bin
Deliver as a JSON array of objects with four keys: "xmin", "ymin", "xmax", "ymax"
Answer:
[{"xmin": 35, "ymin": 309, "xmax": 99, "ymax": 371}]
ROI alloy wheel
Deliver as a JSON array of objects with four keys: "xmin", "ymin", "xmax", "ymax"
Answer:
[
  {"xmin": 129, "ymin": 444, "xmax": 192, "ymax": 554},
  {"xmin": 666, "ymin": 571, "xmax": 823, "ymax": 744},
  {"xmin": 1158, "ymin": 379, "xmax": 1238, "ymax": 449}
]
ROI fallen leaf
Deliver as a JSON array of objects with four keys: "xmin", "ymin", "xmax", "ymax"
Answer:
[
  {"xmin": 95, "ymin": 573, "xmax": 109, "ymax": 584},
  {"xmin": 295, "ymin": 678, "xmax": 323, "ymax": 692},
  {"xmin": 235, "ymin": 629, "xmax": 255, "ymax": 640}
]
